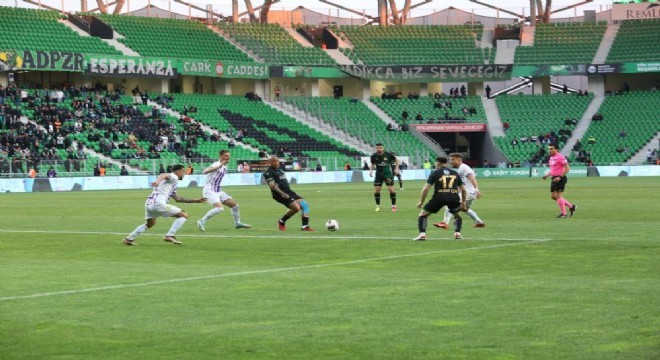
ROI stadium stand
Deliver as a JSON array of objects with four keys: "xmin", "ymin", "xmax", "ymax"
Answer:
[
  {"xmin": 337, "ymin": 25, "xmax": 485, "ymax": 65},
  {"xmin": 0, "ymin": 7, "xmax": 121, "ymax": 55},
  {"xmin": 493, "ymin": 93, "xmax": 593, "ymax": 164},
  {"xmin": 217, "ymin": 23, "xmax": 334, "ymax": 65},
  {"xmin": 168, "ymin": 94, "xmax": 363, "ymax": 170},
  {"xmin": 95, "ymin": 14, "xmax": 253, "ymax": 61},
  {"xmin": 572, "ymin": 91, "xmax": 660, "ymax": 165},
  {"xmin": 606, "ymin": 19, "xmax": 660, "ymax": 63},
  {"xmin": 514, "ymin": 22, "xmax": 607, "ymax": 65},
  {"xmin": 283, "ymin": 96, "xmax": 435, "ymax": 157},
  {"xmin": 371, "ymin": 95, "xmax": 486, "ymax": 125}
]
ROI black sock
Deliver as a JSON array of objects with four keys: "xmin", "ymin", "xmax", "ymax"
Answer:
[
  {"xmin": 302, "ymin": 216, "xmax": 309, "ymax": 227},
  {"xmin": 374, "ymin": 193, "xmax": 381, "ymax": 205},
  {"xmin": 280, "ymin": 214, "xmax": 292, "ymax": 223},
  {"xmin": 390, "ymin": 192, "xmax": 397, "ymax": 206},
  {"xmin": 398, "ymin": 176, "xmax": 403, "ymax": 188},
  {"xmin": 418, "ymin": 215, "xmax": 428, "ymax": 233},
  {"xmin": 454, "ymin": 216, "xmax": 463, "ymax": 233}
]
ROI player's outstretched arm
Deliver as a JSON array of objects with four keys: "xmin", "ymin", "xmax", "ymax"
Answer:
[{"xmin": 171, "ymin": 193, "xmax": 207, "ymax": 203}]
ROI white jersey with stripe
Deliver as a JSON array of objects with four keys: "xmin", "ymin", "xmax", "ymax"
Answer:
[
  {"xmin": 455, "ymin": 163, "xmax": 476, "ymax": 192},
  {"xmin": 145, "ymin": 173, "xmax": 178, "ymax": 205},
  {"xmin": 204, "ymin": 161, "xmax": 227, "ymax": 193}
]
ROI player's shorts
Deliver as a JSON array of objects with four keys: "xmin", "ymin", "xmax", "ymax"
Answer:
[
  {"xmin": 203, "ymin": 187, "xmax": 232, "ymax": 206},
  {"xmin": 272, "ymin": 191, "xmax": 302, "ymax": 208},
  {"xmin": 145, "ymin": 202, "xmax": 182, "ymax": 219},
  {"xmin": 423, "ymin": 197, "xmax": 461, "ymax": 214},
  {"xmin": 459, "ymin": 191, "xmax": 477, "ymax": 207},
  {"xmin": 550, "ymin": 176, "xmax": 568, "ymax": 192},
  {"xmin": 374, "ymin": 173, "xmax": 394, "ymax": 187}
]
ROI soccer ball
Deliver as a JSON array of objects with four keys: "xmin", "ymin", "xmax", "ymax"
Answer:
[{"xmin": 325, "ymin": 219, "xmax": 339, "ymax": 231}]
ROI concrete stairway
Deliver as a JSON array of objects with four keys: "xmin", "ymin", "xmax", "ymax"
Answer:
[
  {"xmin": 561, "ymin": 96, "xmax": 604, "ymax": 156},
  {"xmin": 520, "ymin": 25, "xmax": 535, "ymax": 46},
  {"xmin": 481, "ymin": 29, "xmax": 494, "ymax": 48},
  {"xmin": 482, "ymin": 98, "xmax": 505, "ymax": 137},
  {"xmin": 593, "ymin": 24, "xmax": 620, "ymax": 64},
  {"xmin": 494, "ymin": 46, "xmax": 516, "ymax": 64},
  {"xmin": 285, "ymin": 28, "xmax": 313, "ymax": 47},
  {"xmin": 626, "ymin": 132, "xmax": 660, "ymax": 165},
  {"xmin": 363, "ymin": 100, "xmax": 446, "ymax": 157},
  {"xmin": 147, "ymin": 100, "xmax": 260, "ymax": 155},
  {"xmin": 324, "ymin": 49, "xmax": 354, "ymax": 65},
  {"xmin": 208, "ymin": 26, "xmax": 263, "ymax": 62},
  {"xmin": 59, "ymin": 19, "xmax": 141, "ymax": 57},
  {"xmin": 266, "ymin": 100, "xmax": 371, "ymax": 154}
]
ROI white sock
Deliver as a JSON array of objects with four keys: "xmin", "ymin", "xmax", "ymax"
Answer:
[
  {"xmin": 127, "ymin": 224, "xmax": 147, "ymax": 240},
  {"xmin": 201, "ymin": 207, "xmax": 223, "ymax": 222},
  {"xmin": 231, "ymin": 205, "xmax": 241, "ymax": 224},
  {"xmin": 443, "ymin": 207, "xmax": 452, "ymax": 224},
  {"xmin": 467, "ymin": 209, "xmax": 483, "ymax": 224},
  {"xmin": 166, "ymin": 217, "xmax": 187, "ymax": 236}
]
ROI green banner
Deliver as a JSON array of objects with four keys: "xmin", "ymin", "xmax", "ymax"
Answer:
[
  {"xmin": 512, "ymin": 64, "xmax": 587, "ymax": 77},
  {"xmin": 0, "ymin": 49, "xmax": 84, "ymax": 72},
  {"xmin": 179, "ymin": 59, "xmax": 269, "ymax": 78},
  {"xmin": 474, "ymin": 166, "xmax": 588, "ymax": 178},
  {"xmin": 338, "ymin": 64, "xmax": 513, "ymax": 82},
  {"xmin": 283, "ymin": 66, "xmax": 347, "ymax": 78}
]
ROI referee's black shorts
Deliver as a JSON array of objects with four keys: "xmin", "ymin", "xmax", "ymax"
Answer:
[{"xmin": 550, "ymin": 176, "xmax": 568, "ymax": 192}]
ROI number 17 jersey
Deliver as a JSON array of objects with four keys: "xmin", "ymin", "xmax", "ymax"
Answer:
[{"xmin": 427, "ymin": 167, "xmax": 464, "ymax": 201}]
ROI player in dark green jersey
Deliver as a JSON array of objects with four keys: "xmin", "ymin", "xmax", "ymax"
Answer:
[
  {"xmin": 369, "ymin": 143, "xmax": 399, "ymax": 212},
  {"xmin": 414, "ymin": 157, "xmax": 467, "ymax": 241},
  {"xmin": 263, "ymin": 155, "xmax": 314, "ymax": 231}
]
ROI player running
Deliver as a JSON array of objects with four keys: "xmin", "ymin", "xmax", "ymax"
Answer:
[
  {"xmin": 414, "ymin": 157, "xmax": 467, "ymax": 241},
  {"xmin": 434, "ymin": 153, "xmax": 486, "ymax": 229},
  {"xmin": 196, "ymin": 149, "xmax": 252, "ymax": 232},
  {"xmin": 263, "ymin": 155, "xmax": 314, "ymax": 231},
  {"xmin": 123, "ymin": 164, "xmax": 206, "ymax": 246},
  {"xmin": 543, "ymin": 143, "xmax": 576, "ymax": 218},
  {"xmin": 369, "ymin": 143, "xmax": 399, "ymax": 212}
]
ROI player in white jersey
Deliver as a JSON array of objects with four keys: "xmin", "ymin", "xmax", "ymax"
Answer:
[
  {"xmin": 196, "ymin": 149, "xmax": 252, "ymax": 231},
  {"xmin": 434, "ymin": 153, "xmax": 486, "ymax": 229},
  {"xmin": 123, "ymin": 164, "xmax": 206, "ymax": 246}
]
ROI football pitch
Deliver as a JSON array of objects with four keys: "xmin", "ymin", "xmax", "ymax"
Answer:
[{"xmin": 1, "ymin": 177, "xmax": 658, "ymax": 359}]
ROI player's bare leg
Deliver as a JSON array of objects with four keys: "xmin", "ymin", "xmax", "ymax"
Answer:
[
  {"xmin": 279, "ymin": 202, "xmax": 300, "ymax": 231},
  {"xmin": 434, "ymin": 207, "xmax": 451, "ymax": 229},
  {"xmin": 163, "ymin": 212, "xmax": 187, "ymax": 244},
  {"xmin": 123, "ymin": 218, "xmax": 157, "ymax": 246}
]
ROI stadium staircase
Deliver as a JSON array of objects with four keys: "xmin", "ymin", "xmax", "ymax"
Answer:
[
  {"xmin": 592, "ymin": 24, "xmax": 620, "ymax": 64},
  {"xmin": 626, "ymin": 132, "xmax": 660, "ymax": 165},
  {"xmin": 267, "ymin": 99, "xmax": 372, "ymax": 154},
  {"xmin": 482, "ymin": 98, "xmax": 505, "ymax": 137},
  {"xmin": 324, "ymin": 49, "xmax": 354, "ymax": 65},
  {"xmin": 561, "ymin": 96, "xmax": 603, "ymax": 157},
  {"xmin": 573, "ymin": 91, "xmax": 660, "ymax": 165},
  {"xmin": 514, "ymin": 22, "xmax": 607, "ymax": 65},
  {"xmin": 0, "ymin": 7, "xmax": 121, "ymax": 55},
  {"xmin": 479, "ymin": 28, "xmax": 496, "ymax": 64},
  {"xmin": 494, "ymin": 46, "xmax": 516, "ymax": 64},
  {"xmin": 519, "ymin": 26, "xmax": 535, "ymax": 46},
  {"xmin": 284, "ymin": 28, "xmax": 313, "ymax": 47},
  {"xmin": 338, "ymin": 25, "xmax": 485, "ymax": 65},
  {"xmin": 58, "ymin": 18, "xmax": 141, "ymax": 57},
  {"xmin": 207, "ymin": 25, "xmax": 263, "ymax": 62},
  {"xmin": 493, "ymin": 93, "xmax": 594, "ymax": 164},
  {"xmin": 606, "ymin": 19, "xmax": 660, "ymax": 62},
  {"xmin": 95, "ymin": 14, "xmax": 253, "ymax": 61}
]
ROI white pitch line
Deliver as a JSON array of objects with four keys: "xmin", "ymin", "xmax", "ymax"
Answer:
[
  {"xmin": 0, "ymin": 239, "xmax": 550, "ymax": 302},
  {"xmin": 0, "ymin": 229, "xmax": 550, "ymax": 242}
]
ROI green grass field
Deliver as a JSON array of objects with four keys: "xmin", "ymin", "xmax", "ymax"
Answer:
[{"xmin": 1, "ymin": 177, "xmax": 659, "ymax": 359}]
